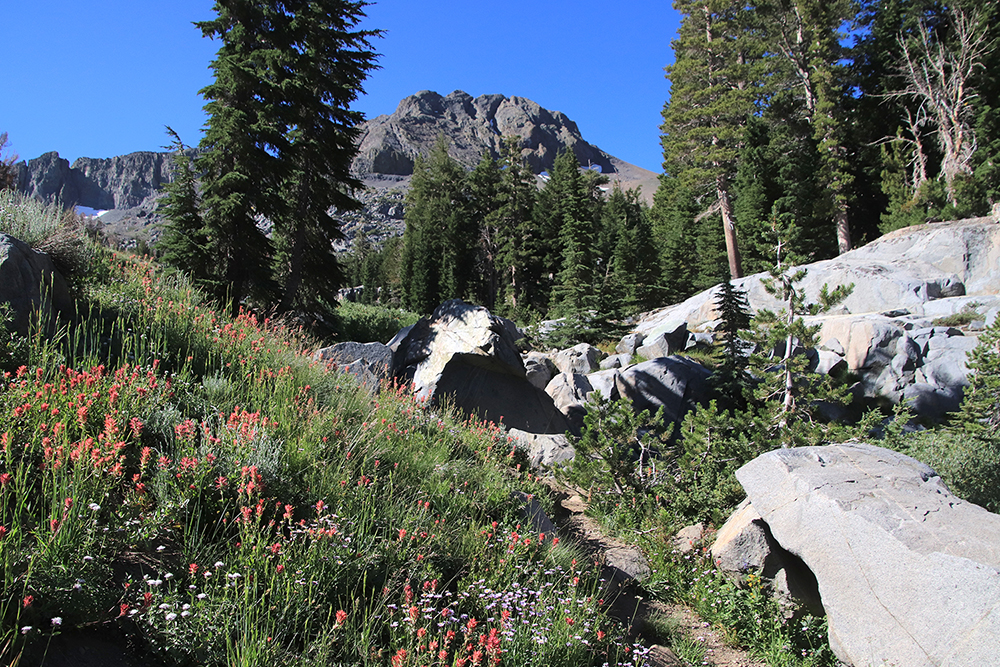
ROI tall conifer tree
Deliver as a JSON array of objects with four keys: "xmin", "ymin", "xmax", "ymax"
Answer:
[
  {"xmin": 183, "ymin": 0, "xmax": 379, "ymax": 317},
  {"xmin": 660, "ymin": 0, "xmax": 770, "ymax": 280}
]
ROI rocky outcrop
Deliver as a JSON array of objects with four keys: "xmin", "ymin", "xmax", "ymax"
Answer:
[
  {"xmin": 393, "ymin": 300, "xmax": 569, "ymax": 435},
  {"xmin": 0, "ymin": 234, "xmax": 72, "ymax": 334},
  {"xmin": 711, "ymin": 499, "xmax": 823, "ymax": 617},
  {"xmin": 736, "ymin": 443, "xmax": 1000, "ymax": 667},
  {"xmin": 353, "ymin": 90, "xmax": 616, "ymax": 176},
  {"xmin": 632, "ymin": 219, "xmax": 1000, "ymax": 416},
  {"xmin": 17, "ymin": 150, "xmax": 179, "ymax": 210}
]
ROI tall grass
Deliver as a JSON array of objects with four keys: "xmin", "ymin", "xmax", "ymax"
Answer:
[
  {"xmin": 1, "ymin": 251, "xmax": 650, "ymax": 666},
  {"xmin": 0, "ymin": 189, "xmax": 91, "ymax": 276}
]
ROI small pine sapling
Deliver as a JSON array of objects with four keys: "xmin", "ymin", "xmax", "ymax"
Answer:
[{"xmin": 748, "ymin": 223, "xmax": 854, "ymax": 447}]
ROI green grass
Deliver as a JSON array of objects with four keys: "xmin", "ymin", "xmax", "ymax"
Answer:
[
  {"xmin": 334, "ymin": 300, "xmax": 421, "ymax": 343},
  {"xmin": 0, "ymin": 249, "xmax": 650, "ymax": 666}
]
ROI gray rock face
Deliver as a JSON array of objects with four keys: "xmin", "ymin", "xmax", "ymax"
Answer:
[
  {"xmin": 394, "ymin": 300, "xmax": 568, "ymax": 435},
  {"xmin": 737, "ymin": 443, "xmax": 1000, "ymax": 667},
  {"xmin": 600, "ymin": 353, "xmax": 632, "ymax": 370},
  {"xmin": 550, "ymin": 342, "xmax": 603, "ymax": 375},
  {"xmin": 630, "ymin": 220, "xmax": 1000, "ymax": 415},
  {"xmin": 615, "ymin": 357, "xmax": 711, "ymax": 422},
  {"xmin": 0, "ymin": 234, "xmax": 72, "ymax": 334},
  {"xmin": 353, "ymin": 90, "xmax": 616, "ymax": 176},
  {"xmin": 711, "ymin": 499, "xmax": 823, "ymax": 617},
  {"xmin": 314, "ymin": 341, "xmax": 393, "ymax": 389},
  {"xmin": 616, "ymin": 333, "xmax": 645, "ymax": 355},
  {"xmin": 523, "ymin": 351, "xmax": 557, "ymax": 390},
  {"xmin": 544, "ymin": 372, "xmax": 593, "ymax": 435},
  {"xmin": 636, "ymin": 323, "xmax": 689, "ymax": 360},
  {"xmin": 18, "ymin": 150, "xmax": 178, "ymax": 210},
  {"xmin": 507, "ymin": 429, "xmax": 575, "ymax": 468}
]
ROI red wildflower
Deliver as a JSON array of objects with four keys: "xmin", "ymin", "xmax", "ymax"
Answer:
[{"xmin": 335, "ymin": 609, "xmax": 347, "ymax": 626}]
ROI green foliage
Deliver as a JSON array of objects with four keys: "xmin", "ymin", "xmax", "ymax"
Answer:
[
  {"xmin": 711, "ymin": 281, "xmax": 753, "ymax": 410},
  {"xmin": 956, "ymin": 315, "xmax": 1000, "ymax": 438},
  {"xmin": 158, "ymin": 129, "xmax": 212, "ymax": 285},
  {"xmin": 547, "ymin": 151, "xmax": 607, "ymax": 319},
  {"xmin": 561, "ymin": 393, "xmax": 670, "ymax": 498},
  {"xmin": 668, "ymin": 400, "xmax": 760, "ymax": 525},
  {"xmin": 2, "ymin": 250, "xmax": 643, "ymax": 666},
  {"xmin": 650, "ymin": 176, "xmax": 701, "ymax": 302},
  {"xmin": 0, "ymin": 304, "xmax": 28, "ymax": 373},
  {"xmin": 333, "ymin": 301, "xmax": 419, "ymax": 344},
  {"xmin": 642, "ymin": 546, "xmax": 835, "ymax": 667},
  {"xmin": 880, "ymin": 172, "xmax": 991, "ymax": 233},
  {"xmin": 173, "ymin": 0, "xmax": 379, "ymax": 318},
  {"xmin": 400, "ymin": 136, "xmax": 479, "ymax": 314},
  {"xmin": 746, "ymin": 228, "xmax": 854, "ymax": 446}
]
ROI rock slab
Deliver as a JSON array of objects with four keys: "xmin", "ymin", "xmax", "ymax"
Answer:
[{"xmin": 736, "ymin": 443, "xmax": 1000, "ymax": 667}]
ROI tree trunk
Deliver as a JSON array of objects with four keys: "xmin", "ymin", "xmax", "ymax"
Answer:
[
  {"xmin": 717, "ymin": 175, "xmax": 743, "ymax": 280},
  {"xmin": 835, "ymin": 200, "xmax": 851, "ymax": 255}
]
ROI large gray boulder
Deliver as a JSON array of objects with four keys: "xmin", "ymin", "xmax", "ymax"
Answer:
[
  {"xmin": 0, "ymin": 234, "xmax": 72, "ymax": 334},
  {"xmin": 615, "ymin": 357, "xmax": 711, "ymax": 422},
  {"xmin": 523, "ymin": 351, "xmax": 557, "ymax": 390},
  {"xmin": 544, "ymin": 372, "xmax": 592, "ymax": 434},
  {"xmin": 711, "ymin": 499, "xmax": 823, "ymax": 616},
  {"xmin": 314, "ymin": 341, "xmax": 393, "ymax": 389},
  {"xmin": 550, "ymin": 342, "xmax": 603, "ymax": 375},
  {"xmin": 394, "ymin": 300, "xmax": 568, "ymax": 434},
  {"xmin": 507, "ymin": 429, "xmax": 575, "ymax": 468},
  {"xmin": 737, "ymin": 443, "xmax": 1000, "ymax": 667}
]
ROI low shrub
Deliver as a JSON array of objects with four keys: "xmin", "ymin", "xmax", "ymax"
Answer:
[{"xmin": 334, "ymin": 300, "xmax": 420, "ymax": 343}]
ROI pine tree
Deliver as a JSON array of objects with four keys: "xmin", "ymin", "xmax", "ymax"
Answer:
[
  {"xmin": 0, "ymin": 132, "xmax": 18, "ymax": 191},
  {"xmin": 760, "ymin": 0, "xmax": 857, "ymax": 253},
  {"xmin": 711, "ymin": 280, "xmax": 753, "ymax": 410},
  {"xmin": 661, "ymin": 0, "xmax": 771, "ymax": 280},
  {"xmin": 466, "ymin": 155, "xmax": 503, "ymax": 308},
  {"xmin": 191, "ymin": 0, "xmax": 379, "ymax": 317},
  {"xmin": 494, "ymin": 137, "xmax": 539, "ymax": 318},
  {"xmin": 272, "ymin": 0, "xmax": 381, "ymax": 314},
  {"xmin": 194, "ymin": 0, "xmax": 291, "ymax": 314},
  {"xmin": 158, "ymin": 129, "xmax": 212, "ymax": 284},
  {"xmin": 603, "ymin": 186, "xmax": 660, "ymax": 314},
  {"xmin": 548, "ymin": 151, "xmax": 606, "ymax": 319},
  {"xmin": 650, "ymin": 176, "xmax": 701, "ymax": 302},
  {"xmin": 747, "ymin": 222, "xmax": 853, "ymax": 447},
  {"xmin": 400, "ymin": 136, "xmax": 476, "ymax": 313}
]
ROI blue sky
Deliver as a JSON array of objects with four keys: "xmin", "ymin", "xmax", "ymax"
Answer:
[{"xmin": 3, "ymin": 1, "xmax": 678, "ymax": 173}]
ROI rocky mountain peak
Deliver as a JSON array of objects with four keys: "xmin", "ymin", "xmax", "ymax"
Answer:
[{"xmin": 351, "ymin": 90, "xmax": 615, "ymax": 176}]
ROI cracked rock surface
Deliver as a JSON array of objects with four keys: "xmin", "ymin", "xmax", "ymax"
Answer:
[{"xmin": 736, "ymin": 443, "xmax": 1000, "ymax": 667}]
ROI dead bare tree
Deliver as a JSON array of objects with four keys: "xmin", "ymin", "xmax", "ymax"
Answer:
[{"xmin": 891, "ymin": 6, "xmax": 989, "ymax": 206}]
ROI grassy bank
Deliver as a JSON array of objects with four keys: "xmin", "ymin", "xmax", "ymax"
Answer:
[{"xmin": 0, "ymin": 248, "xmax": 647, "ymax": 666}]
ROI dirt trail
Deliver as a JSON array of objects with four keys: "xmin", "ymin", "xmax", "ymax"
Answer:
[{"xmin": 548, "ymin": 484, "xmax": 766, "ymax": 667}]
